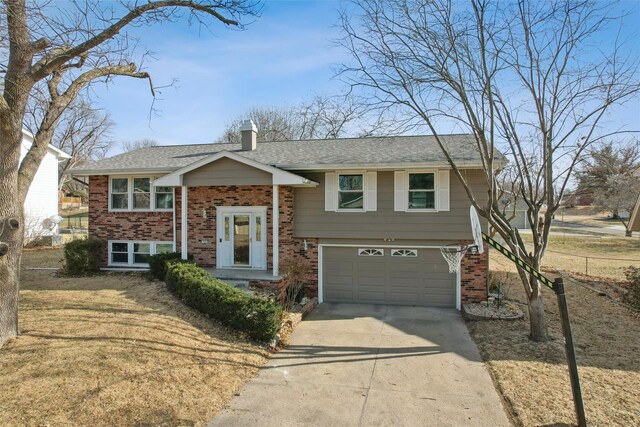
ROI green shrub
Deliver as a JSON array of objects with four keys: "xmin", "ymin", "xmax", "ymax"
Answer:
[
  {"xmin": 148, "ymin": 252, "xmax": 193, "ymax": 280},
  {"xmin": 624, "ymin": 266, "xmax": 640, "ymax": 310},
  {"xmin": 63, "ymin": 238, "xmax": 103, "ymax": 276},
  {"xmin": 165, "ymin": 261, "xmax": 283, "ymax": 342}
]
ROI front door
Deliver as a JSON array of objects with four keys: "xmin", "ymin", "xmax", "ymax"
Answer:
[{"xmin": 217, "ymin": 208, "xmax": 267, "ymax": 269}]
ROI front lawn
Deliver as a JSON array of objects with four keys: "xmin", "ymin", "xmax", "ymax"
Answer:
[
  {"xmin": 0, "ymin": 248, "xmax": 269, "ymax": 426},
  {"xmin": 503, "ymin": 234, "xmax": 640, "ymax": 279},
  {"xmin": 470, "ymin": 253, "xmax": 640, "ymax": 426}
]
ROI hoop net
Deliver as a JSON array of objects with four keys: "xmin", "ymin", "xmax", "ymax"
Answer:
[{"xmin": 440, "ymin": 244, "xmax": 468, "ymax": 273}]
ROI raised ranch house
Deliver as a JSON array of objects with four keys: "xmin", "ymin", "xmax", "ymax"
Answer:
[{"xmin": 68, "ymin": 121, "xmax": 498, "ymax": 309}]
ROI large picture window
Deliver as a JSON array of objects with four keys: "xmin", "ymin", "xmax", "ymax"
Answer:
[
  {"xmin": 408, "ymin": 173, "xmax": 435, "ymax": 209},
  {"xmin": 338, "ymin": 174, "xmax": 364, "ymax": 210},
  {"xmin": 109, "ymin": 176, "xmax": 173, "ymax": 211}
]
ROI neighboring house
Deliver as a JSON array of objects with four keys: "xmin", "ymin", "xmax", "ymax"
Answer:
[
  {"xmin": 21, "ymin": 129, "xmax": 70, "ymax": 241},
  {"xmin": 68, "ymin": 122, "xmax": 500, "ymax": 309},
  {"xmin": 498, "ymin": 191, "xmax": 529, "ymax": 229},
  {"xmin": 628, "ymin": 169, "xmax": 640, "ymax": 235}
]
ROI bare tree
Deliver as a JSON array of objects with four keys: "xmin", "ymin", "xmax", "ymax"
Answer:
[
  {"xmin": 217, "ymin": 94, "xmax": 393, "ymax": 143},
  {"xmin": 340, "ymin": 0, "xmax": 640, "ymax": 341},
  {"xmin": 54, "ymin": 98, "xmax": 113, "ymax": 188},
  {"xmin": 121, "ymin": 138, "xmax": 159, "ymax": 152},
  {"xmin": 0, "ymin": 0, "xmax": 259, "ymax": 346}
]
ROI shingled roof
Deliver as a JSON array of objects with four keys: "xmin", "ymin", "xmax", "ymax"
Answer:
[{"xmin": 69, "ymin": 134, "xmax": 504, "ymax": 175}]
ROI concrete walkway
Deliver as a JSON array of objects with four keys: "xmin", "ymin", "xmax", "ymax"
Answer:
[{"xmin": 210, "ymin": 304, "xmax": 511, "ymax": 427}]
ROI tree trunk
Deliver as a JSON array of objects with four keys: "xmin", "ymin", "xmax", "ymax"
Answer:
[
  {"xmin": 626, "ymin": 229, "xmax": 633, "ymax": 237},
  {"xmin": 0, "ymin": 127, "xmax": 25, "ymax": 347},
  {"xmin": 528, "ymin": 283, "xmax": 549, "ymax": 342}
]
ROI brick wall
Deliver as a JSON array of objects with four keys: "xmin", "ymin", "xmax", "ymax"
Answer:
[
  {"xmin": 88, "ymin": 175, "xmax": 174, "ymax": 264},
  {"xmin": 460, "ymin": 241, "xmax": 489, "ymax": 303},
  {"xmin": 179, "ymin": 185, "xmax": 294, "ymax": 268}
]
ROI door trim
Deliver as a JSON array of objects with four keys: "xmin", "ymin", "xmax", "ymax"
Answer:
[
  {"xmin": 216, "ymin": 206, "xmax": 267, "ymax": 269},
  {"xmin": 318, "ymin": 244, "xmax": 461, "ymax": 310}
]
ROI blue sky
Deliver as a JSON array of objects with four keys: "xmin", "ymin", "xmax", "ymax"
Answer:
[
  {"xmin": 92, "ymin": 1, "xmax": 347, "ymax": 149},
  {"xmin": 89, "ymin": 0, "xmax": 640, "ymax": 153}
]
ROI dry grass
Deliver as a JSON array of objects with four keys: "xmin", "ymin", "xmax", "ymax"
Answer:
[
  {"xmin": 516, "ymin": 234, "xmax": 640, "ymax": 280},
  {"xmin": 0, "ymin": 248, "xmax": 269, "ymax": 426},
  {"xmin": 471, "ymin": 252, "xmax": 640, "ymax": 426}
]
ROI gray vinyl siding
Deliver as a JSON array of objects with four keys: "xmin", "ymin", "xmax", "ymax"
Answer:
[
  {"xmin": 294, "ymin": 170, "xmax": 488, "ymax": 240},
  {"xmin": 182, "ymin": 157, "xmax": 272, "ymax": 187}
]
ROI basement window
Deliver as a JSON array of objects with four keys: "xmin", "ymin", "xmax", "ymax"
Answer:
[{"xmin": 108, "ymin": 241, "xmax": 175, "ymax": 267}]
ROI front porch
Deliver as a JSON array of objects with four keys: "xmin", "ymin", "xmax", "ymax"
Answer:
[{"xmin": 205, "ymin": 268, "xmax": 283, "ymax": 282}]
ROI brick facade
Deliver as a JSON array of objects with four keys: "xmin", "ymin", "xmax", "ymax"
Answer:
[
  {"xmin": 178, "ymin": 185, "xmax": 294, "ymax": 268},
  {"xmin": 460, "ymin": 241, "xmax": 489, "ymax": 303},
  {"xmin": 88, "ymin": 176, "xmax": 174, "ymax": 264},
  {"xmin": 88, "ymin": 175, "xmax": 487, "ymax": 304}
]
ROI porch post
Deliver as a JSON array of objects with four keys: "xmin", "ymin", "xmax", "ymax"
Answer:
[
  {"xmin": 181, "ymin": 186, "xmax": 188, "ymax": 260},
  {"xmin": 273, "ymin": 184, "xmax": 279, "ymax": 276}
]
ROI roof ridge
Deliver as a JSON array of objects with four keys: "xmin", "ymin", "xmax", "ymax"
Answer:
[{"xmin": 141, "ymin": 133, "xmax": 474, "ymax": 148}]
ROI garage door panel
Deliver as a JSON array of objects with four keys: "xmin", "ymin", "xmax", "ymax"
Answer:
[
  {"xmin": 356, "ymin": 291, "xmax": 387, "ymax": 302},
  {"xmin": 323, "ymin": 247, "xmax": 457, "ymax": 307}
]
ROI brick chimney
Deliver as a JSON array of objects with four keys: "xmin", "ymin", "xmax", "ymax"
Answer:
[{"xmin": 240, "ymin": 119, "xmax": 257, "ymax": 151}]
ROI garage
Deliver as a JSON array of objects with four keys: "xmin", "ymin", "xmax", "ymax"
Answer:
[{"xmin": 322, "ymin": 246, "xmax": 457, "ymax": 307}]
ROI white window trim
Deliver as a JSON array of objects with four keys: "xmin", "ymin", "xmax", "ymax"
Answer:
[
  {"xmin": 358, "ymin": 248, "xmax": 385, "ymax": 256},
  {"xmin": 391, "ymin": 249, "xmax": 418, "ymax": 257},
  {"xmin": 403, "ymin": 170, "xmax": 438, "ymax": 212},
  {"xmin": 337, "ymin": 172, "xmax": 366, "ymax": 212},
  {"xmin": 108, "ymin": 176, "xmax": 174, "ymax": 212},
  {"xmin": 107, "ymin": 240, "xmax": 175, "ymax": 267}
]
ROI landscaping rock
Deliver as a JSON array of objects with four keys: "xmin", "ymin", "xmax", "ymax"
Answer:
[{"xmin": 462, "ymin": 301, "xmax": 524, "ymax": 321}]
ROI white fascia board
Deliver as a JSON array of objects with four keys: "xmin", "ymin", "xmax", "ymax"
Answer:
[
  {"xmin": 47, "ymin": 145, "xmax": 71, "ymax": 159},
  {"xmin": 152, "ymin": 151, "xmax": 318, "ymax": 187},
  {"xmin": 66, "ymin": 168, "xmax": 175, "ymax": 176},
  {"xmin": 21, "ymin": 128, "xmax": 71, "ymax": 160}
]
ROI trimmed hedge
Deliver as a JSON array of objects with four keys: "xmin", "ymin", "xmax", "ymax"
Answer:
[
  {"xmin": 165, "ymin": 261, "xmax": 283, "ymax": 342},
  {"xmin": 148, "ymin": 252, "xmax": 192, "ymax": 280},
  {"xmin": 64, "ymin": 238, "xmax": 103, "ymax": 276}
]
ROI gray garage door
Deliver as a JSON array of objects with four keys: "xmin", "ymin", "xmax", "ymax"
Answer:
[{"xmin": 323, "ymin": 247, "xmax": 456, "ymax": 307}]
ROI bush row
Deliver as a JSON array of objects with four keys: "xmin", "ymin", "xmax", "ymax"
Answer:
[
  {"xmin": 148, "ymin": 252, "xmax": 191, "ymax": 280},
  {"xmin": 164, "ymin": 260, "xmax": 283, "ymax": 342},
  {"xmin": 63, "ymin": 238, "xmax": 103, "ymax": 276}
]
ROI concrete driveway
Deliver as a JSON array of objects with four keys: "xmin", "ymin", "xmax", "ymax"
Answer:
[{"xmin": 211, "ymin": 304, "xmax": 511, "ymax": 427}]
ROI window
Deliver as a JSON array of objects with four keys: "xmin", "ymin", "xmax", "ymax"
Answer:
[
  {"xmin": 108, "ymin": 241, "xmax": 174, "ymax": 266},
  {"xmin": 133, "ymin": 243, "xmax": 151, "ymax": 264},
  {"xmin": 255, "ymin": 215, "xmax": 261, "ymax": 242},
  {"xmin": 358, "ymin": 248, "xmax": 384, "ymax": 256},
  {"xmin": 133, "ymin": 178, "xmax": 151, "ymax": 209},
  {"xmin": 155, "ymin": 186, "xmax": 173, "ymax": 210},
  {"xmin": 155, "ymin": 243, "xmax": 174, "ymax": 254},
  {"xmin": 395, "ymin": 170, "xmax": 449, "ymax": 212},
  {"xmin": 109, "ymin": 176, "xmax": 174, "ymax": 211},
  {"xmin": 110, "ymin": 242, "xmax": 129, "ymax": 264},
  {"xmin": 391, "ymin": 249, "xmax": 418, "ymax": 257},
  {"xmin": 408, "ymin": 173, "xmax": 435, "ymax": 209},
  {"xmin": 111, "ymin": 178, "xmax": 129, "ymax": 210},
  {"xmin": 325, "ymin": 171, "xmax": 377, "ymax": 212},
  {"xmin": 338, "ymin": 174, "xmax": 364, "ymax": 210}
]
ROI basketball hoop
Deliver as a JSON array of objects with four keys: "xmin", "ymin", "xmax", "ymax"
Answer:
[{"xmin": 440, "ymin": 243, "xmax": 468, "ymax": 273}]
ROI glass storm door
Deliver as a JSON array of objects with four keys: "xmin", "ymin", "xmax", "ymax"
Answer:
[{"xmin": 233, "ymin": 214, "xmax": 250, "ymax": 266}]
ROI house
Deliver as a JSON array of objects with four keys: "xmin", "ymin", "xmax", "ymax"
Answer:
[
  {"xmin": 68, "ymin": 122, "xmax": 499, "ymax": 309},
  {"xmin": 21, "ymin": 129, "xmax": 71, "ymax": 241},
  {"xmin": 498, "ymin": 191, "xmax": 529, "ymax": 229}
]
